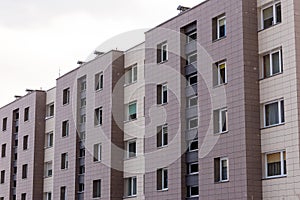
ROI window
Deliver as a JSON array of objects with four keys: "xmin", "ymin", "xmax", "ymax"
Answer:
[
  {"xmin": 0, "ymin": 170, "xmax": 5, "ymax": 184},
  {"xmin": 63, "ymin": 88, "xmax": 70, "ymax": 105},
  {"xmin": 80, "ymin": 98, "xmax": 86, "ymax": 108},
  {"xmin": 188, "ymin": 74, "xmax": 197, "ymax": 86},
  {"xmin": 264, "ymin": 99, "xmax": 284, "ymax": 127},
  {"xmin": 60, "ymin": 186, "xmax": 67, "ymax": 200},
  {"xmin": 214, "ymin": 108, "xmax": 228, "ymax": 133},
  {"xmin": 80, "ymin": 80, "xmax": 86, "ymax": 91},
  {"xmin": 24, "ymin": 107, "xmax": 29, "ymax": 121},
  {"xmin": 79, "ymin": 183, "xmax": 84, "ymax": 192},
  {"xmin": 126, "ymin": 140, "xmax": 136, "ymax": 158},
  {"xmin": 262, "ymin": 2, "xmax": 281, "ymax": 29},
  {"xmin": 79, "ymin": 132, "xmax": 86, "ymax": 141},
  {"xmin": 62, "ymin": 120, "xmax": 69, "ymax": 137},
  {"xmin": 125, "ymin": 177, "xmax": 137, "ymax": 197},
  {"xmin": 157, "ymin": 42, "xmax": 168, "ymax": 63},
  {"xmin": 93, "ymin": 143, "xmax": 101, "ymax": 162},
  {"xmin": 188, "ymin": 162, "xmax": 199, "ymax": 174},
  {"xmin": 187, "ymin": 53, "xmax": 197, "ymax": 65},
  {"xmin": 125, "ymin": 64, "xmax": 137, "ymax": 85},
  {"xmin": 94, "ymin": 107, "xmax": 103, "ymax": 126},
  {"xmin": 188, "ymin": 117, "xmax": 198, "ymax": 130},
  {"xmin": 213, "ymin": 15, "xmax": 226, "ymax": 40},
  {"xmin": 61, "ymin": 153, "xmax": 68, "ymax": 170},
  {"xmin": 14, "ymin": 139, "xmax": 18, "ymax": 147},
  {"xmin": 187, "ymin": 185, "xmax": 199, "ymax": 197},
  {"xmin": 127, "ymin": 102, "xmax": 137, "ymax": 121},
  {"xmin": 46, "ymin": 103, "xmax": 55, "ymax": 118},
  {"xmin": 95, "ymin": 72, "xmax": 103, "ymax": 91},
  {"xmin": 188, "ymin": 96, "xmax": 198, "ymax": 108},
  {"xmin": 22, "ymin": 164, "xmax": 28, "ymax": 179},
  {"xmin": 214, "ymin": 157, "xmax": 229, "ymax": 182},
  {"xmin": 23, "ymin": 135, "xmax": 28, "ymax": 150},
  {"xmin": 44, "ymin": 192, "xmax": 52, "ymax": 200},
  {"xmin": 157, "ymin": 125, "xmax": 168, "ymax": 148},
  {"xmin": 187, "ymin": 31, "xmax": 197, "ymax": 43},
  {"xmin": 21, "ymin": 193, "xmax": 26, "ymax": 200},
  {"xmin": 2, "ymin": 117, "xmax": 7, "ymax": 131},
  {"xmin": 13, "ymin": 167, "xmax": 17, "ymax": 174},
  {"xmin": 1, "ymin": 144, "xmax": 6, "ymax": 157},
  {"xmin": 93, "ymin": 179, "xmax": 101, "ymax": 198},
  {"xmin": 80, "ymin": 114, "xmax": 86, "ymax": 124},
  {"xmin": 79, "ymin": 166, "xmax": 85, "ymax": 174},
  {"xmin": 45, "ymin": 132, "xmax": 53, "ymax": 148},
  {"xmin": 79, "ymin": 148, "xmax": 85, "ymax": 158},
  {"xmin": 44, "ymin": 162, "xmax": 52, "ymax": 178},
  {"xmin": 157, "ymin": 168, "xmax": 168, "ymax": 190},
  {"xmin": 188, "ymin": 140, "xmax": 198, "ymax": 152},
  {"xmin": 265, "ymin": 151, "xmax": 286, "ymax": 178},
  {"xmin": 0, "ymin": 197, "xmax": 4, "ymax": 200},
  {"xmin": 262, "ymin": 49, "xmax": 282, "ymax": 78},
  {"xmin": 157, "ymin": 84, "xmax": 168, "ymax": 105},
  {"xmin": 213, "ymin": 61, "xmax": 227, "ymax": 86}
]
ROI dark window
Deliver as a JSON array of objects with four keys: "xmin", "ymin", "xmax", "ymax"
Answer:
[
  {"xmin": 47, "ymin": 103, "xmax": 55, "ymax": 117},
  {"xmin": 214, "ymin": 157, "xmax": 228, "ymax": 182},
  {"xmin": 62, "ymin": 120, "xmax": 69, "ymax": 137},
  {"xmin": 188, "ymin": 74, "xmax": 197, "ymax": 86},
  {"xmin": 128, "ymin": 102, "xmax": 137, "ymax": 120},
  {"xmin": 23, "ymin": 135, "xmax": 28, "ymax": 150},
  {"xmin": 213, "ymin": 108, "xmax": 228, "ymax": 134},
  {"xmin": 189, "ymin": 140, "xmax": 198, "ymax": 151},
  {"xmin": 157, "ymin": 125, "xmax": 168, "ymax": 148},
  {"xmin": 94, "ymin": 107, "xmax": 103, "ymax": 125},
  {"xmin": 127, "ymin": 141, "xmax": 136, "ymax": 158},
  {"xmin": 187, "ymin": 186, "xmax": 199, "ymax": 197},
  {"xmin": 60, "ymin": 186, "xmax": 66, "ymax": 200},
  {"xmin": 79, "ymin": 166, "xmax": 85, "ymax": 174},
  {"xmin": 93, "ymin": 144, "xmax": 101, "ymax": 162},
  {"xmin": 262, "ymin": 49, "xmax": 282, "ymax": 78},
  {"xmin": 22, "ymin": 164, "xmax": 28, "ymax": 179},
  {"xmin": 24, "ymin": 107, "xmax": 29, "ymax": 121},
  {"xmin": 62, "ymin": 88, "xmax": 70, "ymax": 105},
  {"xmin": 21, "ymin": 193, "xmax": 26, "ymax": 200},
  {"xmin": 61, "ymin": 153, "xmax": 68, "ymax": 169},
  {"xmin": 188, "ymin": 162, "xmax": 199, "ymax": 174},
  {"xmin": 125, "ymin": 177, "xmax": 137, "ymax": 197},
  {"xmin": 157, "ymin": 42, "xmax": 168, "ymax": 63},
  {"xmin": 157, "ymin": 168, "xmax": 168, "ymax": 190},
  {"xmin": 266, "ymin": 151, "xmax": 286, "ymax": 177},
  {"xmin": 79, "ymin": 148, "xmax": 85, "ymax": 158},
  {"xmin": 79, "ymin": 183, "xmax": 84, "ymax": 192},
  {"xmin": 262, "ymin": 3, "xmax": 281, "ymax": 29},
  {"xmin": 93, "ymin": 179, "xmax": 101, "ymax": 198},
  {"xmin": 1, "ymin": 144, "xmax": 6, "ymax": 157},
  {"xmin": 95, "ymin": 72, "xmax": 103, "ymax": 91},
  {"xmin": 213, "ymin": 14, "xmax": 226, "ymax": 40},
  {"xmin": 157, "ymin": 84, "xmax": 168, "ymax": 105},
  {"xmin": 0, "ymin": 170, "xmax": 5, "ymax": 184},
  {"xmin": 2, "ymin": 118, "xmax": 7, "ymax": 131},
  {"xmin": 264, "ymin": 100, "xmax": 284, "ymax": 127}
]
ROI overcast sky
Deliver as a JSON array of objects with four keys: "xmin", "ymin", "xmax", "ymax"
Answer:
[{"xmin": 0, "ymin": 0, "xmax": 203, "ymax": 107}]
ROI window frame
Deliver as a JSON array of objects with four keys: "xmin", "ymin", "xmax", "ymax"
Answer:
[
  {"xmin": 157, "ymin": 124, "xmax": 168, "ymax": 148},
  {"xmin": 157, "ymin": 168, "xmax": 168, "ymax": 191},
  {"xmin": 188, "ymin": 162, "xmax": 199, "ymax": 175},
  {"xmin": 61, "ymin": 153, "xmax": 68, "ymax": 170},
  {"xmin": 187, "ymin": 74, "xmax": 198, "ymax": 86},
  {"xmin": 126, "ymin": 140, "xmax": 137, "ymax": 159},
  {"xmin": 22, "ymin": 164, "xmax": 28, "ymax": 179},
  {"xmin": 1, "ymin": 144, "xmax": 6, "ymax": 158},
  {"xmin": 44, "ymin": 161, "xmax": 53, "ymax": 178},
  {"xmin": 160, "ymin": 43, "xmax": 168, "ymax": 63},
  {"xmin": 24, "ymin": 107, "xmax": 29, "ymax": 122},
  {"xmin": 125, "ymin": 176, "xmax": 137, "ymax": 197},
  {"xmin": 188, "ymin": 95, "xmax": 198, "ymax": 108},
  {"xmin": 187, "ymin": 53, "xmax": 197, "ymax": 65},
  {"xmin": 261, "ymin": 2, "xmax": 282, "ymax": 30},
  {"xmin": 125, "ymin": 64, "xmax": 138, "ymax": 85},
  {"xmin": 261, "ymin": 48, "xmax": 282, "ymax": 78},
  {"xmin": 217, "ymin": 61, "xmax": 227, "ymax": 86},
  {"xmin": 23, "ymin": 135, "xmax": 29, "ymax": 150},
  {"xmin": 214, "ymin": 108, "xmax": 228, "ymax": 134},
  {"xmin": 219, "ymin": 157, "xmax": 229, "ymax": 182},
  {"xmin": 188, "ymin": 185, "xmax": 199, "ymax": 197},
  {"xmin": 127, "ymin": 101, "xmax": 137, "ymax": 121},
  {"xmin": 45, "ymin": 132, "xmax": 54, "ymax": 148},
  {"xmin": 46, "ymin": 103, "xmax": 55, "ymax": 118},
  {"xmin": 187, "ymin": 31, "xmax": 197, "ymax": 43},
  {"xmin": 93, "ymin": 179, "xmax": 101, "ymax": 198},
  {"xmin": 2, "ymin": 117, "xmax": 7, "ymax": 131},
  {"xmin": 93, "ymin": 143, "xmax": 102, "ymax": 162},
  {"xmin": 95, "ymin": 72, "xmax": 104, "ymax": 91},
  {"xmin": 62, "ymin": 120, "xmax": 69, "ymax": 137},
  {"xmin": 60, "ymin": 186, "xmax": 67, "ymax": 200},
  {"xmin": 0, "ymin": 170, "xmax": 5, "ymax": 184},
  {"xmin": 94, "ymin": 107, "xmax": 103, "ymax": 126},
  {"xmin": 188, "ymin": 140, "xmax": 198, "ymax": 152},
  {"xmin": 217, "ymin": 16, "xmax": 226, "ymax": 39},
  {"xmin": 263, "ymin": 99, "xmax": 284, "ymax": 128},
  {"xmin": 188, "ymin": 117, "xmax": 198, "ymax": 130},
  {"xmin": 62, "ymin": 88, "xmax": 70, "ymax": 105},
  {"xmin": 265, "ymin": 150, "xmax": 286, "ymax": 178}
]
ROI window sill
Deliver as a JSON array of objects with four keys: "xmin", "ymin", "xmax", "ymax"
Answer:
[
  {"xmin": 157, "ymin": 188, "xmax": 168, "ymax": 192},
  {"xmin": 95, "ymin": 88, "xmax": 103, "ymax": 93},
  {"xmin": 45, "ymin": 116, "xmax": 54, "ymax": 120},
  {"xmin": 213, "ymin": 36, "xmax": 227, "ymax": 43},
  {"xmin": 158, "ymin": 60, "xmax": 168, "ymax": 65},
  {"xmin": 157, "ymin": 102, "xmax": 168, "ymax": 107},
  {"xmin": 44, "ymin": 146, "xmax": 53, "ymax": 150},
  {"xmin": 93, "ymin": 160, "xmax": 102, "ymax": 164},
  {"xmin": 44, "ymin": 176, "xmax": 53, "ymax": 179},
  {"xmin": 188, "ymin": 149, "xmax": 199, "ymax": 153},
  {"xmin": 215, "ymin": 180, "xmax": 229, "ymax": 184},
  {"xmin": 62, "ymin": 135, "xmax": 69, "ymax": 139},
  {"xmin": 124, "ymin": 81, "xmax": 137, "ymax": 87},
  {"xmin": 124, "ymin": 156, "xmax": 137, "ymax": 161},
  {"xmin": 259, "ymin": 72, "xmax": 283, "ymax": 81},
  {"xmin": 124, "ymin": 118, "xmax": 137, "ymax": 124},
  {"xmin": 213, "ymin": 82, "xmax": 228, "ymax": 89},
  {"xmin": 214, "ymin": 130, "xmax": 228, "ymax": 135},
  {"xmin": 157, "ymin": 145, "xmax": 168, "ymax": 149},
  {"xmin": 262, "ymin": 175, "xmax": 287, "ymax": 180},
  {"xmin": 188, "ymin": 172, "xmax": 199, "ymax": 176},
  {"xmin": 261, "ymin": 123, "xmax": 285, "ymax": 130},
  {"xmin": 123, "ymin": 195, "xmax": 137, "ymax": 199},
  {"xmin": 63, "ymin": 103, "xmax": 70, "ymax": 106},
  {"xmin": 95, "ymin": 124, "xmax": 103, "ymax": 127},
  {"xmin": 61, "ymin": 168, "xmax": 68, "ymax": 171},
  {"xmin": 258, "ymin": 22, "xmax": 282, "ymax": 33}
]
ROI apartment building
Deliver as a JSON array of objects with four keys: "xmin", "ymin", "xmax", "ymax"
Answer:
[{"xmin": 1, "ymin": 0, "xmax": 300, "ymax": 199}]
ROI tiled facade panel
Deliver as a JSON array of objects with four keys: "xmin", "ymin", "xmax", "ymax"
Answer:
[
  {"xmin": 258, "ymin": 0, "xmax": 300, "ymax": 199},
  {"xmin": 0, "ymin": 91, "xmax": 46, "ymax": 200},
  {"xmin": 53, "ymin": 69, "xmax": 79, "ymax": 200}
]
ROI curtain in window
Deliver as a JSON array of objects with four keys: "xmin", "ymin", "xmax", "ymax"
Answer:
[
  {"xmin": 267, "ymin": 153, "xmax": 281, "ymax": 176},
  {"xmin": 263, "ymin": 6, "xmax": 273, "ymax": 28},
  {"xmin": 272, "ymin": 52, "xmax": 280, "ymax": 74},
  {"xmin": 265, "ymin": 102, "xmax": 279, "ymax": 126}
]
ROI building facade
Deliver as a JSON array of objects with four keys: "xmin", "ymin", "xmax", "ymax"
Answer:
[{"xmin": 1, "ymin": 0, "xmax": 300, "ymax": 199}]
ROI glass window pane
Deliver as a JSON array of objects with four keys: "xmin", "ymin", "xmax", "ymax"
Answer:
[
  {"xmin": 276, "ymin": 3, "xmax": 282, "ymax": 23},
  {"xmin": 263, "ymin": 6, "xmax": 274, "ymax": 28},
  {"xmin": 272, "ymin": 52, "xmax": 280, "ymax": 74},
  {"xmin": 263, "ymin": 54, "xmax": 271, "ymax": 77},
  {"xmin": 189, "ymin": 96, "xmax": 198, "ymax": 107},
  {"xmin": 267, "ymin": 152, "xmax": 281, "ymax": 176},
  {"xmin": 265, "ymin": 102, "xmax": 279, "ymax": 126}
]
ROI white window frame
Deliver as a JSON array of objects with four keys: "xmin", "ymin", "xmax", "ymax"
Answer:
[
  {"xmin": 161, "ymin": 168, "xmax": 168, "ymax": 190},
  {"xmin": 188, "ymin": 185, "xmax": 199, "ymax": 197},
  {"xmin": 188, "ymin": 95, "xmax": 198, "ymax": 108},
  {"xmin": 158, "ymin": 124, "xmax": 168, "ymax": 148},
  {"xmin": 263, "ymin": 99, "xmax": 284, "ymax": 128},
  {"xmin": 94, "ymin": 143, "xmax": 102, "ymax": 162},
  {"xmin": 161, "ymin": 43, "xmax": 168, "ymax": 62},
  {"xmin": 162, "ymin": 84, "xmax": 168, "ymax": 104},
  {"xmin": 217, "ymin": 61, "xmax": 227, "ymax": 85},
  {"xmin": 265, "ymin": 150, "xmax": 286, "ymax": 178},
  {"xmin": 63, "ymin": 88, "xmax": 70, "ymax": 105},
  {"xmin": 187, "ymin": 31, "xmax": 197, "ymax": 43},
  {"xmin": 188, "ymin": 74, "xmax": 198, "ymax": 86},
  {"xmin": 61, "ymin": 153, "xmax": 68, "ymax": 170},
  {"xmin": 95, "ymin": 107, "xmax": 103, "ymax": 126},
  {"xmin": 188, "ymin": 117, "xmax": 198, "ymax": 130},
  {"xmin": 127, "ymin": 101, "xmax": 137, "ymax": 121},
  {"xmin": 80, "ymin": 114, "xmax": 86, "ymax": 124},
  {"xmin": 218, "ymin": 108, "xmax": 228, "ymax": 133},
  {"xmin": 44, "ymin": 192, "xmax": 52, "ymax": 200},
  {"xmin": 125, "ymin": 177, "xmax": 137, "ymax": 197},
  {"xmin": 262, "ymin": 49, "xmax": 282, "ymax": 78},
  {"xmin": 261, "ymin": 2, "xmax": 281, "ymax": 29},
  {"xmin": 188, "ymin": 162, "xmax": 199, "ymax": 175},
  {"xmin": 46, "ymin": 103, "xmax": 54, "ymax": 118},
  {"xmin": 80, "ymin": 98, "xmax": 86, "ymax": 108},
  {"xmin": 187, "ymin": 53, "xmax": 197, "ymax": 65},
  {"xmin": 125, "ymin": 65, "xmax": 138, "ymax": 85},
  {"xmin": 188, "ymin": 140, "xmax": 198, "ymax": 152},
  {"xmin": 80, "ymin": 80, "xmax": 86, "ymax": 91},
  {"xmin": 62, "ymin": 120, "xmax": 69, "ymax": 137},
  {"xmin": 95, "ymin": 72, "xmax": 103, "ymax": 91},
  {"xmin": 126, "ymin": 140, "xmax": 137, "ymax": 159},
  {"xmin": 45, "ymin": 132, "xmax": 53, "ymax": 148},
  {"xmin": 217, "ymin": 16, "xmax": 226, "ymax": 39},
  {"xmin": 220, "ymin": 157, "xmax": 229, "ymax": 182},
  {"xmin": 44, "ymin": 161, "xmax": 52, "ymax": 178}
]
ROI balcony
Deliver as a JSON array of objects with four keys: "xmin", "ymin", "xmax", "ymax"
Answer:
[
  {"xmin": 186, "ymin": 151, "xmax": 198, "ymax": 163},
  {"xmin": 185, "ymin": 63, "xmax": 197, "ymax": 76},
  {"xmin": 185, "ymin": 129, "xmax": 198, "ymax": 141},
  {"xmin": 185, "ymin": 84, "xmax": 198, "ymax": 97},
  {"xmin": 186, "ymin": 106, "xmax": 198, "ymax": 119},
  {"xmin": 185, "ymin": 40, "xmax": 197, "ymax": 55},
  {"xmin": 186, "ymin": 173, "xmax": 199, "ymax": 186}
]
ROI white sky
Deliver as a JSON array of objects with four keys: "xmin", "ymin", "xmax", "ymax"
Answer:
[{"xmin": 0, "ymin": 0, "xmax": 203, "ymax": 107}]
